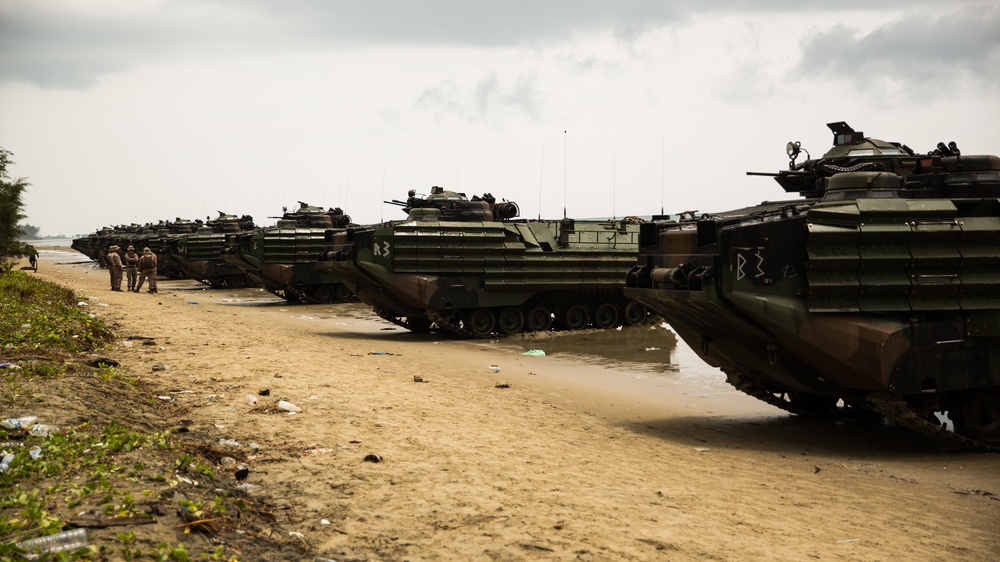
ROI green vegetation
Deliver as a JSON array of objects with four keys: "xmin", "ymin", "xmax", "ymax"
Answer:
[
  {"xmin": 0, "ymin": 271, "xmax": 114, "ymax": 356},
  {"xmin": 17, "ymin": 224, "xmax": 39, "ymax": 240},
  {"xmin": 0, "ymin": 272, "xmax": 276, "ymax": 561},
  {"xmin": 0, "ymin": 147, "xmax": 30, "ymax": 264}
]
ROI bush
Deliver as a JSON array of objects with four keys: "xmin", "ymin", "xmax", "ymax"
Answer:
[{"xmin": 0, "ymin": 271, "xmax": 114, "ymax": 355}]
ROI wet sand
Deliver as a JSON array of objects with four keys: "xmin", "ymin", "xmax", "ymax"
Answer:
[{"xmin": 18, "ymin": 243, "xmax": 1000, "ymax": 560}]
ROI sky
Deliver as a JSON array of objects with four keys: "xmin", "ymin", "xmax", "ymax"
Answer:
[{"xmin": 1, "ymin": 1, "xmax": 998, "ymax": 237}]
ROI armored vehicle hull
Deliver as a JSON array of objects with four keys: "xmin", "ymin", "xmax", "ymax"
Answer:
[
  {"xmin": 126, "ymin": 220, "xmax": 200, "ymax": 279},
  {"xmin": 320, "ymin": 187, "xmax": 649, "ymax": 337},
  {"xmin": 72, "ymin": 228, "xmax": 112, "ymax": 262},
  {"xmin": 167, "ymin": 213, "xmax": 258, "ymax": 288},
  {"xmin": 626, "ymin": 122, "xmax": 1000, "ymax": 450},
  {"xmin": 76, "ymin": 219, "xmax": 199, "ymax": 279},
  {"xmin": 221, "ymin": 203, "xmax": 355, "ymax": 303}
]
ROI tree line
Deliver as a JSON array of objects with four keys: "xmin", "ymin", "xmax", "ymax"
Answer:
[{"xmin": 0, "ymin": 146, "xmax": 33, "ymax": 267}]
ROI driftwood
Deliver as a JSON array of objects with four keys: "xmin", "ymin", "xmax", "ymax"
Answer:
[
  {"xmin": 70, "ymin": 516, "xmax": 157, "ymax": 528},
  {"xmin": 2, "ymin": 354, "xmax": 118, "ymax": 368}
]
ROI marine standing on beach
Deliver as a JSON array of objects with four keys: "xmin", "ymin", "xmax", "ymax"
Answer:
[
  {"xmin": 123, "ymin": 245, "xmax": 139, "ymax": 291},
  {"xmin": 26, "ymin": 245, "xmax": 37, "ymax": 271},
  {"xmin": 134, "ymin": 247, "xmax": 158, "ymax": 293},
  {"xmin": 106, "ymin": 245, "xmax": 124, "ymax": 291}
]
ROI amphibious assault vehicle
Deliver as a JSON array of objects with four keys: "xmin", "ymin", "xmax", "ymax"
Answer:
[
  {"xmin": 72, "ymin": 227, "xmax": 115, "ymax": 262},
  {"xmin": 318, "ymin": 186, "xmax": 650, "ymax": 337},
  {"xmin": 221, "ymin": 202, "xmax": 355, "ymax": 303},
  {"xmin": 626, "ymin": 122, "xmax": 1000, "ymax": 450},
  {"xmin": 123, "ymin": 219, "xmax": 201, "ymax": 279},
  {"xmin": 166, "ymin": 212, "xmax": 258, "ymax": 288},
  {"xmin": 74, "ymin": 224, "xmax": 150, "ymax": 266},
  {"xmin": 75, "ymin": 219, "xmax": 201, "ymax": 278}
]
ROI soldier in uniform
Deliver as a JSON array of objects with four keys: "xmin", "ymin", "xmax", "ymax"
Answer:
[
  {"xmin": 106, "ymin": 245, "xmax": 124, "ymax": 291},
  {"xmin": 123, "ymin": 245, "xmax": 139, "ymax": 291},
  {"xmin": 134, "ymin": 247, "xmax": 158, "ymax": 293},
  {"xmin": 26, "ymin": 245, "xmax": 38, "ymax": 271}
]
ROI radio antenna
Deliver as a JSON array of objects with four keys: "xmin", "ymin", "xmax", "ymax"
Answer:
[
  {"xmin": 538, "ymin": 147, "xmax": 544, "ymax": 220},
  {"xmin": 563, "ymin": 130, "xmax": 567, "ymax": 219},
  {"xmin": 661, "ymin": 137, "xmax": 665, "ymax": 216}
]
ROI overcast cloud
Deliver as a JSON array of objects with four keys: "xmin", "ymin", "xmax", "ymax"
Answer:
[
  {"xmin": 0, "ymin": 1, "xmax": 997, "ymax": 236},
  {"xmin": 797, "ymin": 7, "xmax": 1000, "ymax": 94},
  {"xmin": 5, "ymin": 1, "xmax": 994, "ymax": 89}
]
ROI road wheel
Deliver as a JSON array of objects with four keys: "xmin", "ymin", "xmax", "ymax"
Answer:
[
  {"xmin": 335, "ymin": 284, "xmax": 354, "ymax": 302},
  {"xmin": 959, "ymin": 387, "xmax": 1000, "ymax": 446},
  {"xmin": 226, "ymin": 274, "xmax": 247, "ymax": 288},
  {"xmin": 526, "ymin": 307, "xmax": 552, "ymax": 332},
  {"xmin": 623, "ymin": 301, "xmax": 647, "ymax": 325},
  {"xmin": 466, "ymin": 309, "xmax": 496, "ymax": 337},
  {"xmin": 311, "ymin": 284, "xmax": 336, "ymax": 303},
  {"xmin": 497, "ymin": 308, "xmax": 525, "ymax": 334},
  {"xmin": 593, "ymin": 303, "xmax": 618, "ymax": 329},
  {"xmin": 561, "ymin": 305, "xmax": 589, "ymax": 331}
]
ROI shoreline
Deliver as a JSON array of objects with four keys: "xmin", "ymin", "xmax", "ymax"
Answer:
[{"xmin": 10, "ymin": 248, "xmax": 1000, "ymax": 560}]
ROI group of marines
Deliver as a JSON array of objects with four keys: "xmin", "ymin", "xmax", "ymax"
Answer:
[{"xmin": 104, "ymin": 245, "xmax": 158, "ymax": 293}]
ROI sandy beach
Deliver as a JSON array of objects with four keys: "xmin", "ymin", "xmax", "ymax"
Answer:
[{"xmin": 14, "ymin": 244, "xmax": 1000, "ymax": 561}]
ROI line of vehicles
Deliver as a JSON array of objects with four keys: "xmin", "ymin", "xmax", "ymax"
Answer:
[{"xmin": 72, "ymin": 122, "xmax": 1000, "ymax": 451}]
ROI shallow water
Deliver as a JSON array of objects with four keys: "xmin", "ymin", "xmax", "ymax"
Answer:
[
  {"xmin": 32, "ymin": 242, "xmax": 88, "ymax": 265},
  {"xmin": 495, "ymin": 323, "xmax": 724, "ymax": 387},
  {"xmin": 502, "ymin": 325, "xmax": 677, "ymax": 368}
]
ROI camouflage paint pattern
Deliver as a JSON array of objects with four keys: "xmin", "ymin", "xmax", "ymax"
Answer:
[
  {"xmin": 319, "ymin": 187, "xmax": 649, "ymax": 337},
  {"xmin": 167, "ymin": 212, "xmax": 259, "ymax": 288},
  {"xmin": 220, "ymin": 202, "xmax": 356, "ymax": 303},
  {"xmin": 626, "ymin": 122, "xmax": 1000, "ymax": 448}
]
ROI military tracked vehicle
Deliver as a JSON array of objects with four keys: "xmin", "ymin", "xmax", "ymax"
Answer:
[
  {"xmin": 75, "ymin": 224, "xmax": 143, "ymax": 266},
  {"xmin": 221, "ymin": 202, "xmax": 355, "ymax": 303},
  {"xmin": 319, "ymin": 186, "xmax": 650, "ymax": 337},
  {"xmin": 77, "ymin": 219, "xmax": 200, "ymax": 277},
  {"xmin": 122, "ymin": 219, "xmax": 201, "ymax": 279},
  {"xmin": 167, "ymin": 212, "xmax": 259, "ymax": 288},
  {"xmin": 72, "ymin": 227, "xmax": 114, "ymax": 262},
  {"xmin": 75, "ymin": 219, "xmax": 201, "ymax": 278},
  {"xmin": 626, "ymin": 122, "xmax": 1000, "ymax": 450}
]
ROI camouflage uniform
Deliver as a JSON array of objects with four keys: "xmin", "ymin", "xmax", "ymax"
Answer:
[
  {"xmin": 27, "ymin": 246, "xmax": 37, "ymax": 271},
  {"xmin": 135, "ymin": 248, "xmax": 158, "ymax": 293},
  {"xmin": 106, "ymin": 246, "xmax": 124, "ymax": 291},
  {"xmin": 123, "ymin": 246, "xmax": 139, "ymax": 290}
]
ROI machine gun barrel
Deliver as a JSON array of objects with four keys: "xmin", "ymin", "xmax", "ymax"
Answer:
[{"xmin": 746, "ymin": 170, "xmax": 810, "ymax": 177}]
